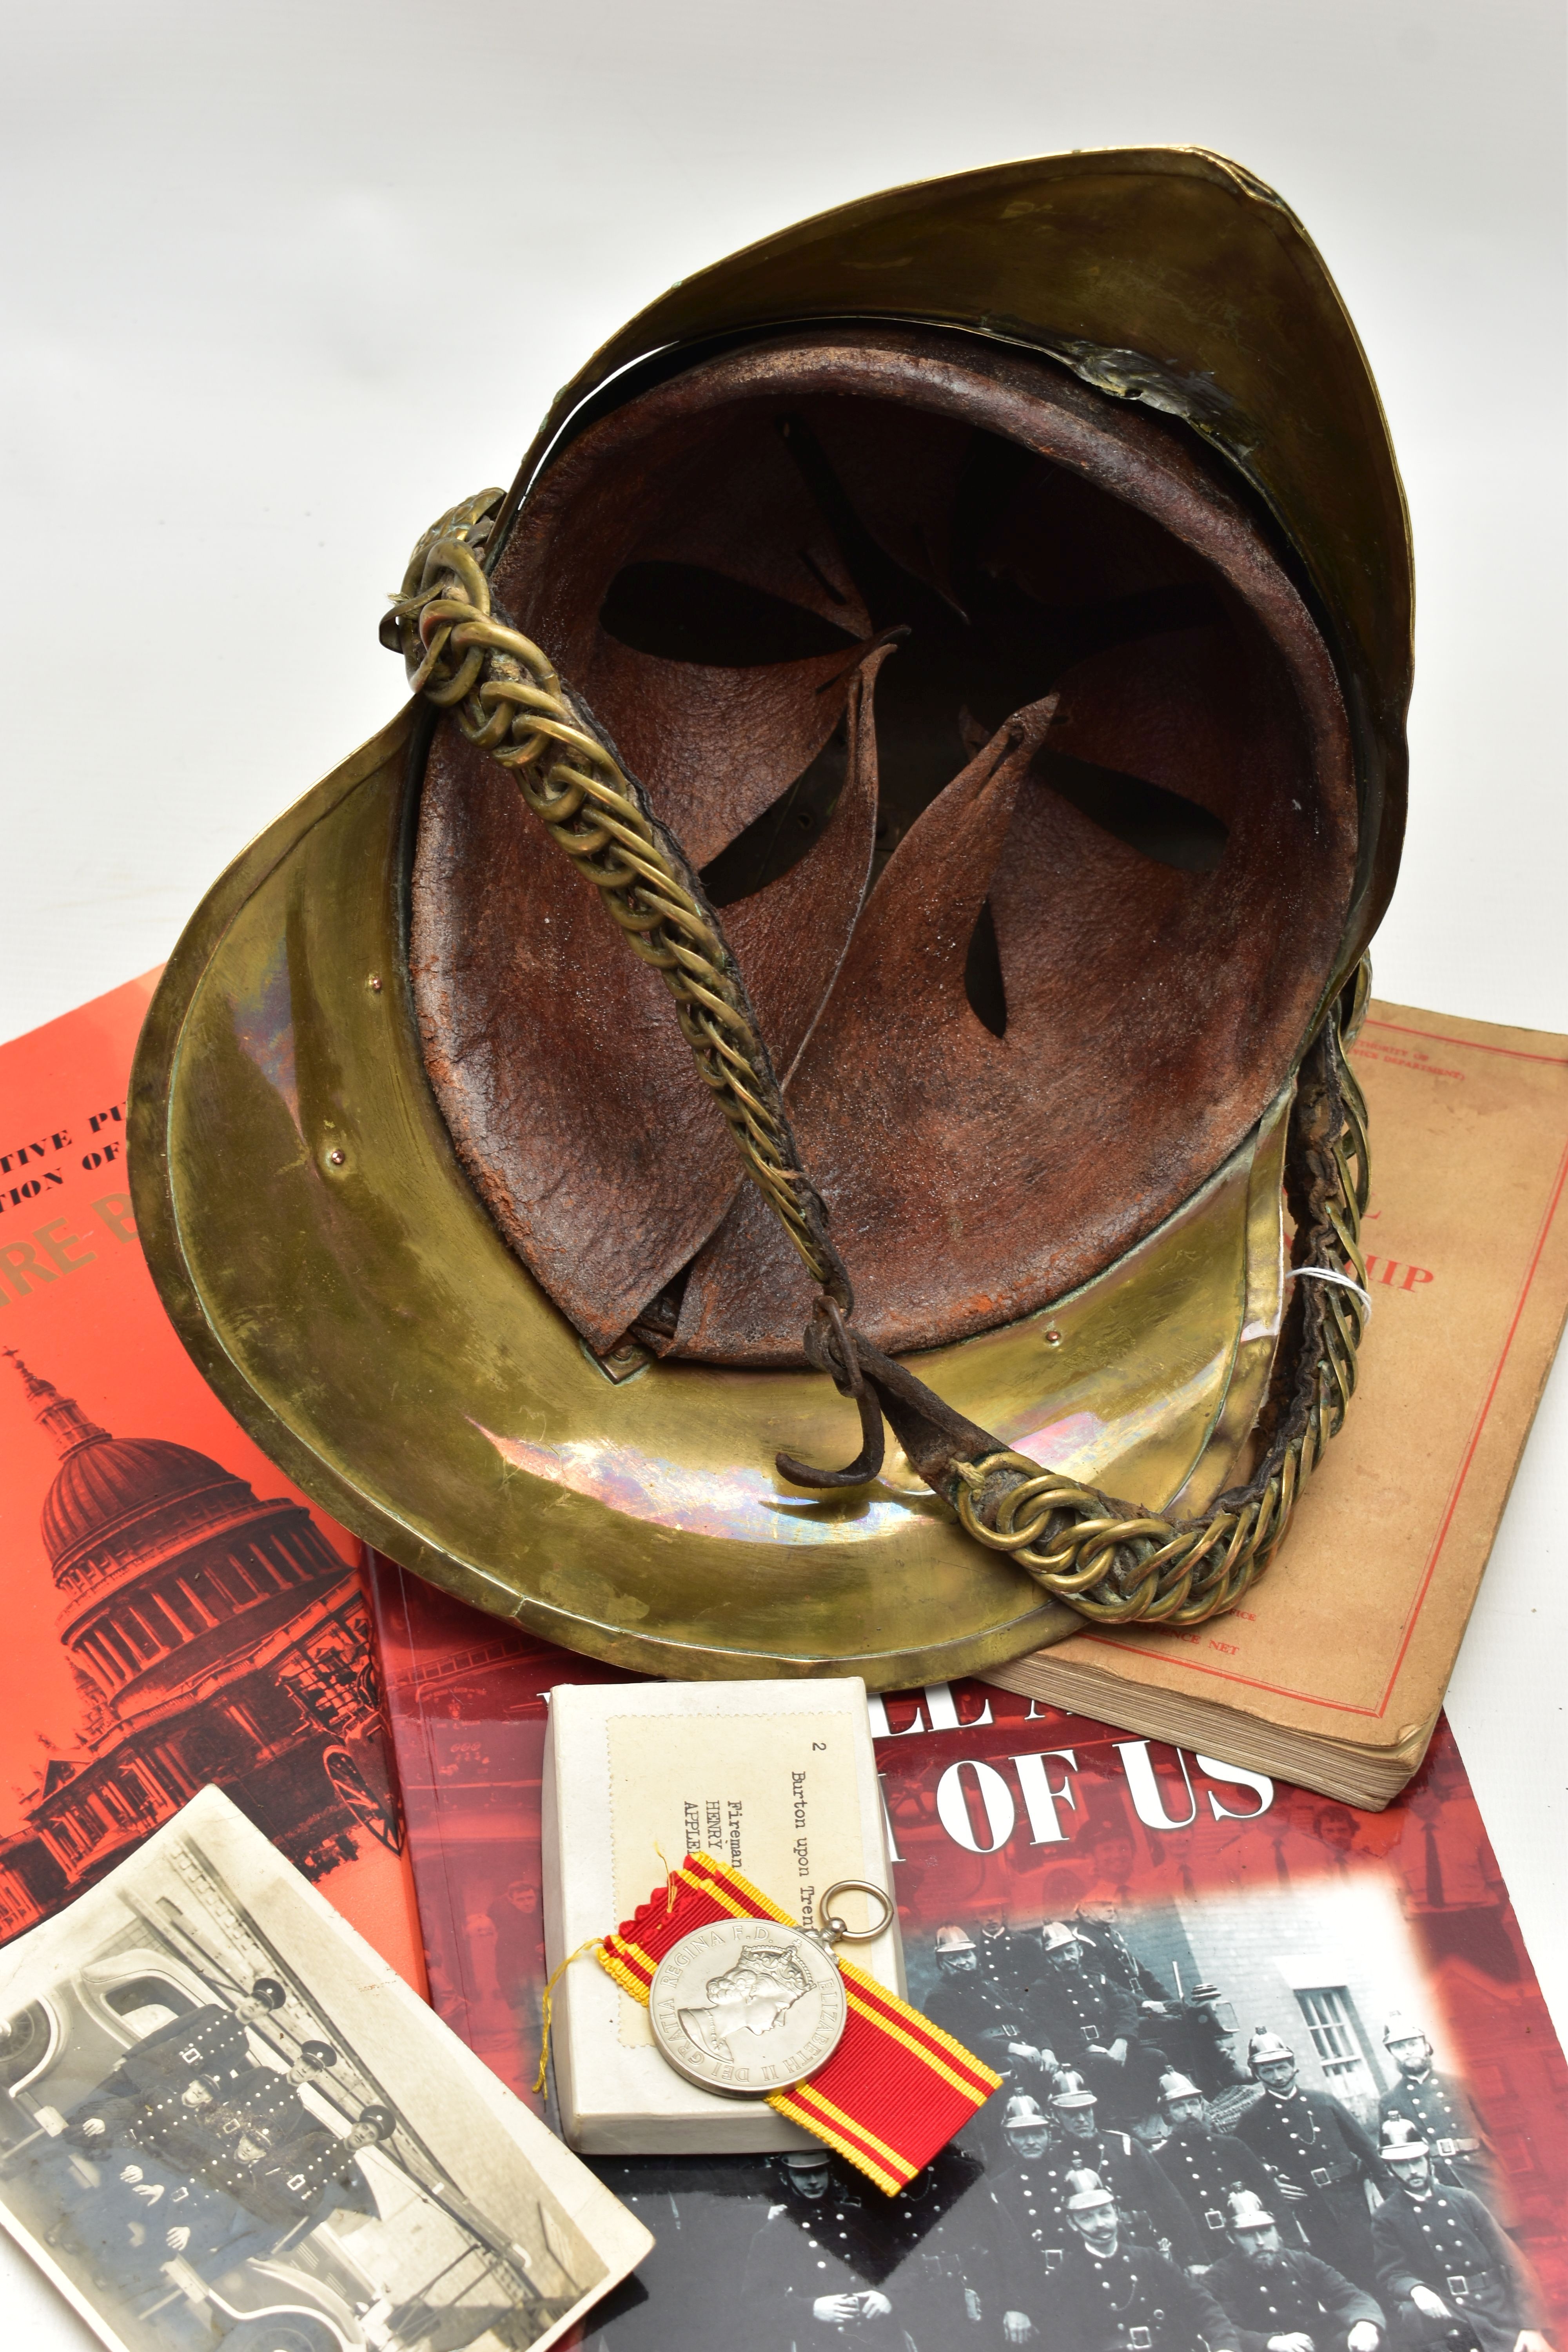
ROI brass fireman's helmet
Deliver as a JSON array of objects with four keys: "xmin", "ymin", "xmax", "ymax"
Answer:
[
  {"xmin": 131, "ymin": 149, "xmax": 1409, "ymax": 1689},
  {"xmin": 1064, "ymin": 2167, "xmax": 1116, "ymax": 2213},
  {"xmin": 1247, "ymin": 2027, "xmax": 1297, "ymax": 2075},
  {"xmin": 1378, "ymin": 2116, "xmax": 1430, "ymax": 2164},
  {"xmin": 1157, "ymin": 2071, "xmax": 1204, "ymax": 2108},
  {"xmin": 1225, "ymin": 2187, "xmax": 1278, "ymax": 2232},
  {"xmin": 1051, "ymin": 2073, "xmax": 1099, "ymax": 2111}
]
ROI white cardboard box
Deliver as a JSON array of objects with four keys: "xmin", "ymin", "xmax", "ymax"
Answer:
[{"xmin": 542, "ymin": 1679, "xmax": 904, "ymax": 2153}]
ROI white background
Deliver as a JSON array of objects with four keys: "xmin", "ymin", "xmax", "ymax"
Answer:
[{"xmin": 1, "ymin": 3, "xmax": 1563, "ymax": 2335}]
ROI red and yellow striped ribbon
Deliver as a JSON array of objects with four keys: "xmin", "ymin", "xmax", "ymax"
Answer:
[{"xmin": 596, "ymin": 1851, "xmax": 1000, "ymax": 2195}]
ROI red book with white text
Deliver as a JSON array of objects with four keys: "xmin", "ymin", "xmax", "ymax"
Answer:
[
  {"xmin": 0, "ymin": 974, "xmax": 425, "ymax": 1992},
  {"xmin": 369, "ymin": 1551, "xmax": 1568, "ymax": 2345}
]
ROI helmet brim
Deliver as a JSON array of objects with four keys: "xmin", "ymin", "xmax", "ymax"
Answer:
[{"xmin": 129, "ymin": 708, "xmax": 1291, "ymax": 1683}]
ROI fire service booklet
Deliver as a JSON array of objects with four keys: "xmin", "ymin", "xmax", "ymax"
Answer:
[
  {"xmin": 0, "ymin": 971, "xmax": 424, "ymax": 1989},
  {"xmin": 988, "ymin": 998, "xmax": 1568, "ymax": 1808},
  {"xmin": 371, "ymin": 1554, "xmax": 1568, "ymax": 2347}
]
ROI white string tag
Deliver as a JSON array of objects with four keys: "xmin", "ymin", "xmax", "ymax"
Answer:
[{"xmin": 1283, "ymin": 1266, "xmax": 1373, "ymax": 1319}]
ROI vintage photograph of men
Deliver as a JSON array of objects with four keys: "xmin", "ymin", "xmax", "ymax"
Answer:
[
  {"xmin": 909, "ymin": 1875, "xmax": 1550, "ymax": 2352},
  {"xmin": 362, "ymin": 1575, "xmax": 1568, "ymax": 2350},
  {"xmin": 554, "ymin": 1715, "xmax": 1565, "ymax": 2352},
  {"xmin": 0, "ymin": 1786, "xmax": 650, "ymax": 2352},
  {"xmin": 581, "ymin": 1860, "xmax": 1556, "ymax": 2352}
]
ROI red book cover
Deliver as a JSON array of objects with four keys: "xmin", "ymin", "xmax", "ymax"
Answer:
[
  {"xmin": 370, "ymin": 1551, "xmax": 1568, "ymax": 2347},
  {"xmin": 0, "ymin": 975, "xmax": 425, "ymax": 1993}
]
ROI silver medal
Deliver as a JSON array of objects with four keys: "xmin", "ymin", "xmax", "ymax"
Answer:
[{"xmin": 648, "ymin": 1879, "xmax": 893, "ymax": 2098}]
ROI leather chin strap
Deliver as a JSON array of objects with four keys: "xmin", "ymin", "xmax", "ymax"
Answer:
[
  {"xmin": 778, "ymin": 1296, "xmax": 998, "ymax": 1495},
  {"xmin": 774, "ymin": 986, "xmax": 1369, "ymax": 1629}
]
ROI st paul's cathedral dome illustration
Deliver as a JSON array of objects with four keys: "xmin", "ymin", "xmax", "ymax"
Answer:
[{"xmin": 0, "ymin": 1350, "xmax": 401, "ymax": 1939}]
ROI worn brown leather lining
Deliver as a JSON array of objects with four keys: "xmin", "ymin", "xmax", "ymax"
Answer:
[{"xmin": 410, "ymin": 327, "xmax": 1356, "ymax": 1364}]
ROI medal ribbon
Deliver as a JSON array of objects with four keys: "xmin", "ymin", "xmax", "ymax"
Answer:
[{"xmin": 595, "ymin": 1850, "xmax": 1000, "ymax": 2195}]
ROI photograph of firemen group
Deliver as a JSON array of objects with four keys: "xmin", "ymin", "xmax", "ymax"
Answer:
[
  {"xmin": 25, "ymin": 1975, "xmax": 405, "ymax": 2331},
  {"xmin": 918, "ymin": 1902, "xmax": 1548, "ymax": 2352},
  {"xmin": 2, "ymin": 1947, "xmax": 588, "ymax": 2352},
  {"xmin": 0, "ymin": 1803, "xmax": 609, "ymax": 2352},
  {"xmin": 585, "ymin": 1884, "xmax": 1554, "ymax": 2352}
]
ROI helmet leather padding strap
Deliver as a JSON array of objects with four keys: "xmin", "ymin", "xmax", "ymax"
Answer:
[{"xmin": 413, "ymin": 328, "xmax": 1356, "ymax": 1369}]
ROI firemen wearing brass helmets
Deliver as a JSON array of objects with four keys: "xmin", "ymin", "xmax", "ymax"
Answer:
[
  {"xmin": 1024, "ymin": 1922, "xmax": 1166, "ymax": 2124},
  {"xmin": 988, "ymin": 2093, "xmax": 1063, "ymax": 2259},
  {"xmin": 924, "ymin": 1925, "xmax": 1055, "ymax": 2091},
  {"xmin": 987, "ymin": 2094, "xmax": 1116, "ymax": 2344},
  {"xmin": 1152, "ymin": 2069, "xmax": 1277, "ymax": 2253},
  {"xmin": 986, "ymin": 2093, "xmax": 1068, "ymax": 2347},
  {"xmin": 1205, "ymin": 2185, "xmax": 1386, "ymax": 2352},
  {"xmin": 1377, "ymin": 2013, "xmax": 1498, "ymax": 2210},
  {"xmin": 1233, "ymin": 2028, "xmax": 1382, "ymax": 2290},
  {"xmin": 1047, "ymin": 2069, "xmax": 1201, "ymax": 2264},
  {"xmin": 1370, "ymin": 2119, "xmax": 1551, "ymax": 2352},
  {"xmin": 1051, "ymin": 2167, "xmax": 1240, "ymax": 2352}
]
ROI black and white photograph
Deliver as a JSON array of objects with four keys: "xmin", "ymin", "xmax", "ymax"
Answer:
[
  {"xmin": 0, "ymin": 1788, "xmax": 651, "ymax": 2352},
  {"xmin": 573, "ymin": 1724, "xmax": 1564, "ymax": 2351},
  {"xmin": 580, "ymin": 1881, "xmax": 1553, "ymax": 2352}
]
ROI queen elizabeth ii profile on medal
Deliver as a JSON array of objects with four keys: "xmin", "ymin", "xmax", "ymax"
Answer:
[
  {"xmin": 650, "ymin": 1919, "xmax": 849, "ymax": 2095},
  {"xmin": 678, "ymin": 1945, "xmax": 813, "ymax": 2063}
]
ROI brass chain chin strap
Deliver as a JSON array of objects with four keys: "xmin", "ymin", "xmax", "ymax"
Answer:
[
  {"xmin": 388, "ymin": 493, "xmax": 1370, "ymax": 1629},
  {"xmin": 385, "ymin": 492, "xmax": 851, "ymax": 1307},
  {"xmin": 951, "ymin": 975, "xmax": 1372, "ymax": 1625}
]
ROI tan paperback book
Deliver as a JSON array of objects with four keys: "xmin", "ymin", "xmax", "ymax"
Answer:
[{"xmin": 985, "ymin": 998, "xmax": 1568, "ymax": 1807}]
